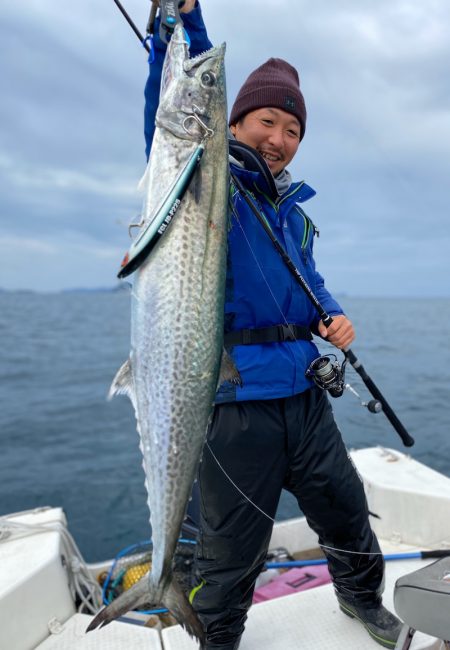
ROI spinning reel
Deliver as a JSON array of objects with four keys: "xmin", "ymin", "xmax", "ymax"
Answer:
[
  {"xmin": 306, "ymin": 354, "xmax": 346, "ymax": 398},
  {"xmin": 306, "ymin": 354, "xmax": 382, "ymax": 413}
]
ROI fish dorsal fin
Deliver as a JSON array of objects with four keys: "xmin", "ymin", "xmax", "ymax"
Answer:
[{"xmin": 109, "ymin": 358, "xmax": 136, "ymax": 407}]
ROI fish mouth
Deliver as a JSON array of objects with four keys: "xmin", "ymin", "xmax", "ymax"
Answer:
[
  {"xmin": 184, "ymin": 43, "xmax": 226, "ymax": 73},
  {"xmin": 169, "ymin": 23, "xmax": 225, "ymax": 72}
]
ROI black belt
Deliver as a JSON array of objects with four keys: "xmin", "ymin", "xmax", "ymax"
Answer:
[{"xmin": 224, "ymin": 324, "xmax": 312, "ymax": 346}]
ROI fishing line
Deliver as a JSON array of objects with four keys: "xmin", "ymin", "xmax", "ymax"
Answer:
[
  {"xmin": 318, "ymin": 543, "xmax": 383, "ymax": 557},
  {"xmin": 230, "ymin": 190, "xmax": 328, "ymax": 367},
  {"xmin": 211, "ymin": 191, "xmax": 389, "ymax": 558},
  {"xmin": 230, "ymin": 173, "xmax": 414, "ymax": 446},
  {"xmin": 205, "ymin": 442, "xmax": 275, "ymax": 523},
  {"xmin": 206, "ymin": 442, "xmax": 388, "ymax": 557},
  {"xmin": 231, "ymin": 189, "xmax": 347, "ymax": 368},
  {"xmin": 229, "ymin": 190, "xmax": 301, "ymax": 341},
  {"xmin": 232, "ymin": 200, "xmax": 343, "ymax": 380},
  {"xmin": 109, "ymin": 0, "xmax": 400, "ymax": 568}
]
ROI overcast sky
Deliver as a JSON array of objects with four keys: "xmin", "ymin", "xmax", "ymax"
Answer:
[{"xmin": 1, "ymin": 0, "xmax": 449, "ymax": 296}]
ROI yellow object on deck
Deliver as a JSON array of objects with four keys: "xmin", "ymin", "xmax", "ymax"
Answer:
[{"xmin": 122, "ymin": 562, "xmax": 151, "ymax": 590}]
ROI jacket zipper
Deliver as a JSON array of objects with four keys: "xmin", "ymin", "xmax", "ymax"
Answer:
[{"xmin": 254, "ymin": 181, "xmax": 306, "ymax": 213}]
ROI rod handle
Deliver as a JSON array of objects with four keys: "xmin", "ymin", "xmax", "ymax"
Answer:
[{"xmin": 421, "ymin": 549, "xmax": 450, "ymax": 559}]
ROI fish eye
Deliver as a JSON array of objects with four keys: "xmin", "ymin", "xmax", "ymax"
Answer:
[{"xmin": 201, "ymin": 71, "xmax": 216, "ymax": 87}]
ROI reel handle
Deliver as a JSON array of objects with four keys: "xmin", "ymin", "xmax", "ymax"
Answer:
[
  {"xmin": 367, "ymin": 399, "xmax": 382, "ymax": 414},
  {"xmin": 344, "ymin": 349, "xmax": 415, "ymax": 447}
]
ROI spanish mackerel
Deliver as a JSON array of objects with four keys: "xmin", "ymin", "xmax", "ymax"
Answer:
[{"xmin": 87, "ymin": 25, "xmax": 233, "ymax": 646}]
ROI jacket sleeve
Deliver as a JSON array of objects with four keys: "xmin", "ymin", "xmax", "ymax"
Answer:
[
  {"xmin": 308, "ymin": 243, "xmax": 345, "ymax": 331},
  {"xmin": 314, "ymin": 269, "xmax": 344, "ymax": 317},
  {"xmin": 144, "ymin": 1, "xmax": 213, "ymax": 160}
]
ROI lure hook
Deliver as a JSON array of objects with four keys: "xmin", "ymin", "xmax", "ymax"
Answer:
[{"xmin": 183, "ymin": 107, "xmax": 214, "ymax": 140}]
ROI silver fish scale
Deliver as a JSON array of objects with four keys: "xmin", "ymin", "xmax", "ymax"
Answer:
[{"xmin": 130, "ymin": 58, "xmax": 228, "ymax": 588}]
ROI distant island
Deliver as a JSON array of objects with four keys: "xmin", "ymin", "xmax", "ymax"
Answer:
[
  {"xmin": 0, "ymin": 283, "xmax": 131, "ymax": 295},
  {"xmin": 61, "ymin": 283, "xmax": 131, "ymax": 294}
]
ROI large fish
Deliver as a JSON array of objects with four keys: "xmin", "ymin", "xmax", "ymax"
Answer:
[{"xmin": 87, "ymin": 25, "xmax": 235, "ymax": 646}]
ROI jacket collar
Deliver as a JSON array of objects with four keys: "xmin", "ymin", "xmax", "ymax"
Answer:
[{"xmin": 228, "ymin": 139, "xmax": 315, "ymax": 205}]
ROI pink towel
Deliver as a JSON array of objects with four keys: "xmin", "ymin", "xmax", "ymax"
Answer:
[{"xmin": 253, "ymin": 565, "xmax": 331, "ymax": 603}]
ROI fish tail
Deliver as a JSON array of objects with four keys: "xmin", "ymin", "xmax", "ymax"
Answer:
[
  {"xmin": 86, "ymin": 572, "xmax": 205, "ymax": 647},
  {"xmin": 85, "ymin": 575, "xmax": 149, "ymax": 631},
  {"xmin": 164, "ymin": 575, "xmax": 206, "ymax": 647}
]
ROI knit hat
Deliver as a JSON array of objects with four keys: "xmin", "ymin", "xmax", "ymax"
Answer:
[{"xmin": 229, "ymin": 58, "xmax": 307, "ymax": 141}]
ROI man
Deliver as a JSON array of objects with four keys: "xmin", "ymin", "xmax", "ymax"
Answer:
[{"xmin": 144, "ymin": 2, "xmax": 403, "ymax": 648}]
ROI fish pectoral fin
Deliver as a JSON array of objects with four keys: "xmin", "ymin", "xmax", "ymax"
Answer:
[
  {"xmin": 86, "ymin": 574, "xmax": 150, "ymax": 632},
  {"xmin": 218, "ymin": 348, "xmax": 243, "ymax": 388},
  {"xmin": 108, "ymin": 358, "xmax": 136, "ymax": 406}
]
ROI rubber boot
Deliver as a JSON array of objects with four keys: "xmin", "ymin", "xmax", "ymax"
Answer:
[
  {"xmin": 337, "ymin": 596, "xmax": 403, "ymax": 648},
  {"xmin": 204, "ymin": 638, "xmax": 241, "ymax": 650}
]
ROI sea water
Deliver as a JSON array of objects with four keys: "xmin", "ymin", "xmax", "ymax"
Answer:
[{"xmin": 0, "ymin": 290, "xmax": 449, "ymax": 561}]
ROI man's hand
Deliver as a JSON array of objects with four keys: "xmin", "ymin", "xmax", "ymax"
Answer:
[
  {"xmin": 179, "ymin": 0, "xmax": 197, "ymax": 13},
  {"xmin": 152, "ymin": 1, "xmax": 197, "ymax": 14},
  {"xmin": 317, "ymin": 315, "xmax": 355, "ymax": 350}
]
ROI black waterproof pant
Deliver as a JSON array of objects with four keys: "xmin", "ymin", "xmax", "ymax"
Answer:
[{"xmin": 192, "ymin": 388, "xmax": 384, "ymax": 649}]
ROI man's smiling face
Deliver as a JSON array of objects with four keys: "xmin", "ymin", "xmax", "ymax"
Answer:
[{"xmin": 230, "ymin": 107, "xmax": 301, "ymax": 176}]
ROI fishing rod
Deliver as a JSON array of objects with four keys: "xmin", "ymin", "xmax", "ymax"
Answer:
[
  {"xmin": 266, "ymin": 549, "xmax": 450, "ymax": 569},
  {"xmin": 117, "ymin": 547, "xmax": 450, "ymax": 617},
  {"xmin": 110, "ymin": 0, "xmax": 186, "ymax": 53},
  {"xmin": 230, "ymin": 171, "xmax": 415, "ymax": 448},
  {"xmin": 111, "ymin": 0, "xmax": 150, "ymax": 52}
]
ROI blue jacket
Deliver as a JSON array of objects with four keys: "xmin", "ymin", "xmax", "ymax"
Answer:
[{"xmin": 144, "ymin": 4, "xmax": 344, "ymax": 403}]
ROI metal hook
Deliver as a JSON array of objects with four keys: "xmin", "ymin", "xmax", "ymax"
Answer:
[{"xmin": 182, "ymin": 109, "xmax": 214, "ymax": 140}]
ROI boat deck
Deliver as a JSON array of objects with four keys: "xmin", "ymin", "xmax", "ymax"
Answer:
[
  {"xmin": 3, "ymin": 449, "xmax": 448, "ymax": 650},
  {"xmin": 34, "ymin": 557, "xmax": 436, "ymax": 650},
  {"xmin": 36, "ymin": 614, "xmax": 161, "ymax": 650},
  {"xmin": 161, "ymin": 557, "xmax": 435, "ymax": 650}
]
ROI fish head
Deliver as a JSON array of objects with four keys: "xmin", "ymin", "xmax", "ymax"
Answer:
[{"xmin": 157, "ymin": 24, "xmax": 227, "ymax": 142}]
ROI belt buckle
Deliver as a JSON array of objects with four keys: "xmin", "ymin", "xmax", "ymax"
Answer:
[{"xmin": 279, "ymin": 324, "xmax": 295, "ymax": 342}]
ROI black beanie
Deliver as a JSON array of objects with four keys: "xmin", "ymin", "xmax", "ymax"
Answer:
[{"xmin": 229, "ymin": 58, "xmax": 307, "ymax": 141}]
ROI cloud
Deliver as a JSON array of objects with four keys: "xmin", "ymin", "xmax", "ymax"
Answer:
[
  {"xmin": 0, "ymin": 0, "xmax": 449, "ymax": 295},
  {"xmin": 0, "ymin": 232, "xmax": 125, "ymax": 292}
]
